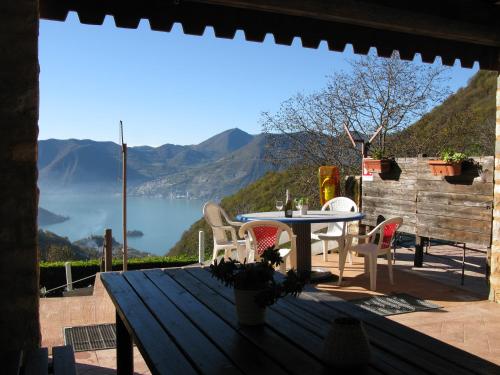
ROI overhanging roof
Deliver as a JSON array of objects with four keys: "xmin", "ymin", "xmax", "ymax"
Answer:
[{"xmin": 39, "ymin": 0, "xmax": 500, "ymax": 70}]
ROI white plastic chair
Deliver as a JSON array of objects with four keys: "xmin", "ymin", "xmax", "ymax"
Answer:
[
  {"xmin": 238, "ymin": 220, "xmax": 296, "ymax": 273},
  {"xmin": 340, "ymin": 217, "xmax": 403, "ymax": 290},
  {"xmin": 203, "ymin": 202, "xmax": 246, "ymax": 262},
  {"xmin": 311, "ymin": 197, "xmax": 358, "ymax": 263}
]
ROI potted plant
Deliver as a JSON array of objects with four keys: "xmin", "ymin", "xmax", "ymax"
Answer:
[
  {"xmin": 209, "ymin": 246, "xmax": 304, "ymax": 325},
  {"xmin": 428, "ymin": 149, "xmax": 468, "ymax": 176},
  {"xmin": 364, "ymin": 147, "xmax": 391, "ymax": 173}
]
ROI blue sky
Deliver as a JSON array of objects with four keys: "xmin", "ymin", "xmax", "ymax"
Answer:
[{"xmin": 39, "ymin": 14, "xmax": 479, "ymax": 147}]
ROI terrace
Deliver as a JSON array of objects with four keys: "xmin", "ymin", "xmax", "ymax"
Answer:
[
  {"xmin": 2, "ymin": 0, "xmax": 500, "ymax": 374},
  {"xmin": 40, "ymin": 247, "xmax": 500, "ymax": 373}
]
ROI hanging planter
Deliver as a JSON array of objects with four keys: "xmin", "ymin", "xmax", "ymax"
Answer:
[
  {"xmin": 365, "ymin": 147, "xmax": 391, "ymax": 173},
  {"xmin": 428, "ymin": 150, "xmax": 468, "ymax": 177},
  {"xmin": 428, "ymin": 160, "xmax": 462, "ymax": 176},
  {"xmin": 364, "ymin": 158, "xmax": 392, "ymax": 173}
]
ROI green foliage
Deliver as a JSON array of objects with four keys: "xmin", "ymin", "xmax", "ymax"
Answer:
[
  {"xmin": 369, "ymin": 147, "xmax": 387, "ymax": 160},
  {"xmin": 209, "ymin": 246, "xmax": 304, "ymax": 307},
  {"xmin": 40, "ymin": 255, "xmax": 196, "ymax": 297},
  {"xmin": 387, "ymin": 71, "xmax": 496, "ymax": 157},
  {"xmin": 439, "ymin": 149, "xmax": 468, "ymax": 164},
  {"xmin": 168, "ymin": 167, "xmax": 319, "ymax": 257}
]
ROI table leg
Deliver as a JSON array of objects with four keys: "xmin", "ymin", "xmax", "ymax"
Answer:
[
  {"xmin": 116, "ymin": 311, "xmax": 133, "ymax": 375},
  {"xmin": 292, "ymin": 222, "xmax": 335, "ymax": 283},
  {"xmin": 414, "ymin": 236, "xmax": 424, "ymax": 267},
  {"xmin": 291, "ymin": 222, "xmax": 311, "ymax": 275}
]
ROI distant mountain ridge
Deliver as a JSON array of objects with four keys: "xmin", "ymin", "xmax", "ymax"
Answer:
[{"xmin": 38, "ymin": 128, "xmax": 275, "ymax": 199}]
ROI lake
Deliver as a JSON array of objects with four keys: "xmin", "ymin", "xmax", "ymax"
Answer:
[{"xmin": 39, "ymin": 192, "xmax": 205, "ymax": 255}]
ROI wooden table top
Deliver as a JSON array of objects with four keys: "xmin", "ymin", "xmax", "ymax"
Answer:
[
  {"xmin": 237, "ymin": 210, "xmax": 365, "ymax": 224},
  {"xmin": 101, "ymin": 267, "xmax": 499, "ymax": 375}
]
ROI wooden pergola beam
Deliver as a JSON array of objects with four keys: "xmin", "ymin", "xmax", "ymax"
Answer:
[
  {"xmin": 39, "ymin": 0, "xmax": 500, "ymax": 70},
  {"xmin": 189, "ymin": 0, "xmax": 500, "ymax": 47}
]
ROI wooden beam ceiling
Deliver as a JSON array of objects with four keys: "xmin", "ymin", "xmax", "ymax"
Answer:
[{"xmin": 39, "ymin": 0, "xmax": 500, "ymax": 71}]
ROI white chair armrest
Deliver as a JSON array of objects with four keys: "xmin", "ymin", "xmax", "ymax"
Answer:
[
  {"xmin": 316, "ymin": 233, "xmax": 344, "ymax": 241},
  {"xmin": 226, "ymin": 220, "xmax": 243, "ymax": 227}
]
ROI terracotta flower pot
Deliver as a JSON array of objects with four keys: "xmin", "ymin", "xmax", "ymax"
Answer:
[
  {"xmin": 322, "ymin": 317, "xmax": 372, "ymax": 369},
  {"xmin": 428, "ymin": 160, "xmax": 462, "ymax": 176},
  {"xmin": 364, "ymin": 158, "xmax": 391, "ymax": 173},
  {"xmin": 234, "ymin": 289, "xmax": 266, "ymax": 325}
]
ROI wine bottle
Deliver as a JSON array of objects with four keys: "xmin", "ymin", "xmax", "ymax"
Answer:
[{"xmin": 284, "ymin": 189, "xmax": 293, "ymax": 218}]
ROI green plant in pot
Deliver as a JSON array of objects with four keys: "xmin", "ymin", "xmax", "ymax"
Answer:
[
  {"xmin": 209, "ymin": 246, "xmax": 305, "ymax": 325},
  {"xmin": 428, "ymin": 149, "xmax": 468, "ymax": 176},
  {"xmin": 365, "ymin": 147, "xmax": 391, "ymax": 173}
]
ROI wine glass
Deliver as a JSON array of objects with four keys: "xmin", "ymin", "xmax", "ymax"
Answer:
[
  {"xmin": 275, "ymin": 200, "xmax": 284, "ymax": 212},
  {"xmin": 295, "ymin": 199, "xmax": 302, "ymax": 212}
]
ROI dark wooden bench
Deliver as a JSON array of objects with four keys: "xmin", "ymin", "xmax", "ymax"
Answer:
[{"xmin": 17, "ymin": 345, "xmax": 77, "ymax": 375}]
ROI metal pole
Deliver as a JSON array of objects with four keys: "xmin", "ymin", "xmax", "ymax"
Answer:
[
  {"xmin": 461, "ymin": 242, "xmax": 466, "ymax": 285},
  {"xmin": 65, "ymin": 262, "xmax": 73, "ymax": 291},
  {"xmin": 122, "ymin": 143, "xmax": 128, "ymax": 271},
  {"xmin": 198, "ymin": 231, "xmax": 205, "ymax": 264}
]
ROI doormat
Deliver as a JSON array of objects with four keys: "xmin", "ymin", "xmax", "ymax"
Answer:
[
  {"xmin": 350, "ymin": 293, "xmax": 441, "ymax": 316},
  {"xmin": 63, "ymin": 323, "xmax": 116, "ymax": 352}
]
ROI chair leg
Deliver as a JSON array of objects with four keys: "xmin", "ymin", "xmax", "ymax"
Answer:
[
  {"xmin": 212, "ymin": 247, "xmax": 218, "ymax": 263},
  {"xmin": 338, "ymin": 247, "xmax": 348, "ymax": 286},
  {"xmin": 387, "ymin": 251, "xmax": 394, "ymax": 285},
  {"xmin": 364, "ymin": 255, "xmax": 369, "ymax": 274},
  {"xmin": 369, "ymin": 253, "xmax": 377, "ymax": 291},
  {"xmin": 347, "ymin": 250, "xmax": 353, "ymax": 265},
  {"xmin": 237, "ymin": 246, "xmax": 246, "ymax": 263},
  {"xmin": 322, "ymin": 240, "xmax": 328, "ymax": 262},
  {"xmin": 279, "ymin": 258, "xmax": 287, "ymax": 274}
]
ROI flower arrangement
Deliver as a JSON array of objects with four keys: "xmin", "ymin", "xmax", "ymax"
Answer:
[{"xmin": 209, "ymin": 246, "xmax": 304, "ymax": 307}]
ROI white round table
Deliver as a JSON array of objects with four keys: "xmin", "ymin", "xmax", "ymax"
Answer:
[{"xmin": 237, "ymin": 210, "xmax": 365, "ymax": 282}]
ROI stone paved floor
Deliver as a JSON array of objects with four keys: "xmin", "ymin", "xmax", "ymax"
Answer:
[{"xmin": 40, "ymin": 245, "xmax": 500, "ymax": 373}]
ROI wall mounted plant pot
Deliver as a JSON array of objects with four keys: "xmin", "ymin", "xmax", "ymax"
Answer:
[
  {"xmin": 364, "ymin": 159, "xmax": 391, "ymax": 173},
  {"xmin": 234, "ymin": 289, "xmax": 266, "ymax": 325},
  {"xmin": 428, "ymin": 160, "xmax": 462, "ymax": 176}
]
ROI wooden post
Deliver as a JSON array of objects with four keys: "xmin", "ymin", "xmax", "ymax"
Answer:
[
  {"xmin": 490, "ymin": 73, "xmax": 500, "ymax": 302},
  {"xmin": 414, "ymin": 235, "xmax": 424, "ymax": 267},
  {"xmin": 122, "ymin": 143, "xmax": 128, "ymax": 271},
  {"xmin": 105, "ymin": 229, "xmax": 113, "ymax": 272}
]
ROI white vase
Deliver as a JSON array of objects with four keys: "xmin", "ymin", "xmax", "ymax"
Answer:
[
  {"xmin": 322, "ymin": 317, "xmax": 371, "ymax": 369},
  {"xmin": 300, "ymin": 205, "xmax": 308, "ymax": 215},
  {"xmin": 234, "ymin": 289, "xmax": 266, "ymax": 326}
]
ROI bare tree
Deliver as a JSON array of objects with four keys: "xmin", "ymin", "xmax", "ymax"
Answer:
[
  {"xmin": 262, "ymin": 52, "xmax": 450, "ymax": 169},
  {"xmin": 326, "ymin": 52, "xmax": 450, "ymax": 153}
]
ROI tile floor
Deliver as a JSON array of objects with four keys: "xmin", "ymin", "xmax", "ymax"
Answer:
[{"xmin": 40, "ymin": 244, "xmax": 500, "ymax": 373}]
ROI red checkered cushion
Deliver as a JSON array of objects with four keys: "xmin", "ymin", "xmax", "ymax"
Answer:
[
  {"xmin": 253, "ymin": 226, "xmax": 279, "ymax": 255},
  {"xmin": 381, "ymin": 223, "xmax": 399, "ymax": 249}
]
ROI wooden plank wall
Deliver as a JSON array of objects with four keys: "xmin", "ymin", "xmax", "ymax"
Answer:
[{"xmin": 361, "ymin": 157, "xmax": 494, "ymax": 246}]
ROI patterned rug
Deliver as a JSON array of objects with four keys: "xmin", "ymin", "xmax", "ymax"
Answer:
[{"xmin": 350, "ymin": 293, "xmax": 441, "ymax": 316}]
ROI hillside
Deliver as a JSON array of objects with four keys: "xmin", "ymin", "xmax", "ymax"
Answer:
[
  {"xmin": 168, "ymin": 70, "xmax": 497, "ymax": 257},
  {"xmin": 38, "ymin": 128, "xmax": 277, "ymax": 199},
  {"xmin": 167, "ymin": 167, "xmax": 316, "ymax": 257},
  {"xmin": 38, "ymin": 230, "xmax": 154, "ymax": 262},
  {"xmin": 38, "ymin": 207, "xmax": 69, "ymax": 226},
  {"xmin": 388, "ymin": 71, "xmax": 496, "ymax": 156}
]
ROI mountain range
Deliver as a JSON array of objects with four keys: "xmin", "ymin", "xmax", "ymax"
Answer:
[{"xmin": 38, "ymin": 128, "xmax": 276, "ymax": 199}]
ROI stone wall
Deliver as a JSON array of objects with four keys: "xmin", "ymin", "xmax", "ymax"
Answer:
[
  {"xmin": 492, "ymin": 74, "xmax": 500, "ymax": 303},
  {"xmin": 0, "ymin": 0, "xmax": 40, "ymax": 350}
]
